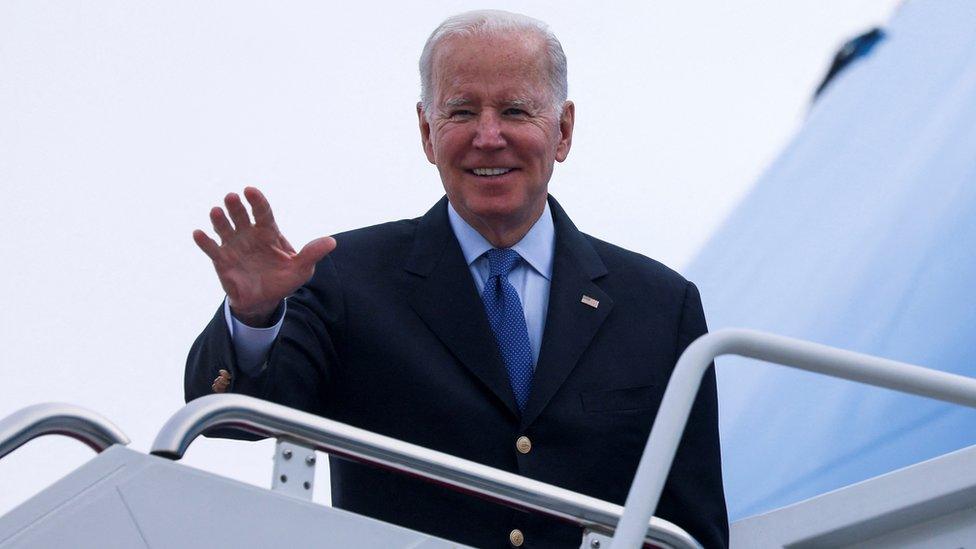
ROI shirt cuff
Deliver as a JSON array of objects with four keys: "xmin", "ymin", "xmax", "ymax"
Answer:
[{"xmin": 223, "ymin": 298, "xmax": 286, "ymax": 376}]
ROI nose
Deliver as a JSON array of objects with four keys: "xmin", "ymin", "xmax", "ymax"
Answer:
[{"xmin": 472, "ymin": 111, "xmax": 506, "ymax": 150}]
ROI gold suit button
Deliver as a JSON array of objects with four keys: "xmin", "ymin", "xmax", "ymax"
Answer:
[
  {"xmin": 509, "ymin": 528, "xmax": 525, "ymax": 547},
  {"xmin": 515, "ymin": 436, "xmax": 532, "ymax": 454}
]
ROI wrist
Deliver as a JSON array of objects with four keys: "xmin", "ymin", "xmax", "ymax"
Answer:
[{"xmin": 230, "ymin": 300, "xmax": 283, "ymax": 328}]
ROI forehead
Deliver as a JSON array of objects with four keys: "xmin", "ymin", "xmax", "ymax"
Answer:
[{"xmin": 431, "ymin": 32, "xmax": 550, "ymax": 101}]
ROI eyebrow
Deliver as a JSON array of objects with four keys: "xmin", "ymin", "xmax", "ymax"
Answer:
[
  {"xmin": 442, "ymin": 97, "xmax": 538, "ymax": 109},
  {"xmin": 444, "ymin": 97, "xmax": 471, "ymax": 108}
]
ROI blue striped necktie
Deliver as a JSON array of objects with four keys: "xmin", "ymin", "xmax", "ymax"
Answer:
[{"xmin": 481, "ymin": 248, "xmax": 534, "ymax": 412}]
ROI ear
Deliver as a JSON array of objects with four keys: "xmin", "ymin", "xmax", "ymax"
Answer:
[
  {"xmin": 417, "ymin": 102, "xmax": 436, "ymax": 165},
  {"xmin": 555, "ymin": 101, "xmax": 575, "ymax": 162}
]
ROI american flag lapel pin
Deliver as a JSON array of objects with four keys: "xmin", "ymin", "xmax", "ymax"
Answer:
[{"xmin": 581, "ymin": 295, "xmax": 600, "ymax": 309}]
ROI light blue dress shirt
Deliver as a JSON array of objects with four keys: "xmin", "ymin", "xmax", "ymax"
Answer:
[
  {"xmin": 446, "ymin": 201, "xmax": 553, "ymax": 367},
  {"xmin": 227, "ymin": 201, "xmax": 555, "ymax": 374}
]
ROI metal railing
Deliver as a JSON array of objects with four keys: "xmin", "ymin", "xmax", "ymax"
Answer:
[
  {"xmin": 0, "ymin": 403, "xmax": 129, "ymax": 459},
  {"xmin": 150, "ymin": 393, "xmax": 701, "ymax": 549},
  {"xmin": 609, "ymin": 328, "xmax": 976, "ymax": 549}
]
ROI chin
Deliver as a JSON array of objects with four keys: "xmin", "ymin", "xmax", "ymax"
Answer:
[{"xmin": 467, "ymin": 194, "xmax": 541, "ymax": 223}]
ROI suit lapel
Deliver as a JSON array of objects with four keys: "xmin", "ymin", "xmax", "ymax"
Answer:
[
  {"xmin": 405, "ymin": 198, "xmax": 521, "ymax": 418},
  {"xmin": 521, "ymin": 197, "xmax": 613, "ymax": 428}
]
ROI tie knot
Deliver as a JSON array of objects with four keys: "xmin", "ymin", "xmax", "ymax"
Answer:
[{"xmin": 486, "ymin": 248, "xmax": 521, "ymax": 277}]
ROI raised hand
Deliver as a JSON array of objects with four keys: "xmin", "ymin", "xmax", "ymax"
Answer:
[{"xmin": 193, "ymin": 187, "xmax": 336, "ymax": 326}]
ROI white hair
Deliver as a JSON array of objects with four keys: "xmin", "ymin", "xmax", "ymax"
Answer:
[{"xmin": 418, "ymin": 10, "xmax": 568, "ymax": 118}]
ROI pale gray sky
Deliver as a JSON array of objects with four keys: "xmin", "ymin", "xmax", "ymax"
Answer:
[{"xmin": 0, "ymin": 1, "xmax": 900, "ymax": 513}]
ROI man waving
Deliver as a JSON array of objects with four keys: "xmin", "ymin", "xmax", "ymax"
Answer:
[{"xmin": 187, "ymin": 10, "xmax": 728, "ymax": 548}]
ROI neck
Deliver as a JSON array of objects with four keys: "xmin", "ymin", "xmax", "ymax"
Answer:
[
  {"xmin": 479, "ymin": 225, "xmax": 530, "ymax": 249},
  {"xmin": 462, "ymin": 203, "xmax": 546, "ymax": 248}
]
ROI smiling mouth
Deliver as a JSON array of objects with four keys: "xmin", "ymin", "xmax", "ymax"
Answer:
[{"xmin": 469, "ymin": 168, "xmax": 515, "ymax": 177}]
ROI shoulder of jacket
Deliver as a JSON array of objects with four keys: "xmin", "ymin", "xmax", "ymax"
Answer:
[
  {"xmin": 332, "ymin": 217, "xmax": 419, "ymax": 247},
  {"xmin": 582, "ymin": 233, "xmax": 690, "ymax": 288}
]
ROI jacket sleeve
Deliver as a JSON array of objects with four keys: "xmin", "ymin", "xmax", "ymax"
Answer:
[
  {"xmin": 656, "ymin": 281, "xmax": 729, "ymax": 549},
  {"xmin": 184, "ymin": 256, "xmax": 345, "ymax": 437}
]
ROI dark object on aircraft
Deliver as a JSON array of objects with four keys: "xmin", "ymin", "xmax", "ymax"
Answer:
[{"xmin": 814, "ymin": 28, "xmax": 885, "ymax": 99}]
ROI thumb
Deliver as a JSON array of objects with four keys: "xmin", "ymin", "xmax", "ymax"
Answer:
[{"xmin": 296, "ymin": 236, "xmax": 337, "ymax": 266}]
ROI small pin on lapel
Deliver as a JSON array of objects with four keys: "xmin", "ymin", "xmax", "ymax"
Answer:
[{"xmin": 581, "ymin": 295, "xmax": 600, "ymax": 308}]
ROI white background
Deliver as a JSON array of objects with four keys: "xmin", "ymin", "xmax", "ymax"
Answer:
[{"xmin": 0, "ymin": 1, "xmax": 900, "ymax": 514}]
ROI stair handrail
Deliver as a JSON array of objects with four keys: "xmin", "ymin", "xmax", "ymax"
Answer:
[
  {"xmin": 0, "ymin": 403, "xmax": 129, "ymax": 459},
  {"xmin": 610, "ymin": 327, "xmax": 976, "ymax": 549},
  {"xmin": 151, "ymin": 393, "xmax": 701, "ymax": 549}
]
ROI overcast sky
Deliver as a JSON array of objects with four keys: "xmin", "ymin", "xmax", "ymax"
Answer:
[{"xmin": 0, "ymin": 1, "xmax": 901, "ymax": 515}]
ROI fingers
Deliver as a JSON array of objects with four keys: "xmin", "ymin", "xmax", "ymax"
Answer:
[
  {"xmin": 296, "ymin": 236, "xmax": 337, "ymax": 267},
  {"xmin": 209, "ymin": 207, "xmax": 234, "ymax": 242},
  {"xmin": 224, "ymin": 192, "xmax": 252, "ymax": 230},
  {"xmin": 211, "ymin": 188, "xmax": 262, "ymax": 241},
  {"xmin": 212, "ymin": 369, "xmax": 232, "ymax": 393},
  {"xmin": 192, "ymin": 229, "xmax": 221, "ymax": 260},
  {"xmin": 244, "ymin": 186, "xmax": 276, "ymax": 228}
]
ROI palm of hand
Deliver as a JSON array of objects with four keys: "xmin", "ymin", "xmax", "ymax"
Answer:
[{"xmin": 214, "ymin": 224, "xmax": 306, "ymax": 314}]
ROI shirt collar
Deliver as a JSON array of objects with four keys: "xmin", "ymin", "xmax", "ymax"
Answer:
[{"xmin": 447, "ymin": 200, "xmax": 555, "ymax": 280}]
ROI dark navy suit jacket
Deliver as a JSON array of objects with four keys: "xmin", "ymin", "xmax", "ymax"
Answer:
[{"xmin": 185, "ymin": 196, "xmax": 728, "ymax": 548}]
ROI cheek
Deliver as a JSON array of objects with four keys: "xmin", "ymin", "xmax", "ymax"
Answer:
[
  {"xmin": 518, "ymin": 126, "xmax": 560, "ymax": 158},
  {"xmin": 431, "ymin": 126, "xmax": 469, "ymax": 160},
  {"xmin": 522, "ymin": 141, "xmax": 557, "ymax": 169}
]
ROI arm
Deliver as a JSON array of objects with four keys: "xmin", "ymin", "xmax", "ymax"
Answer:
[
  {"xmin": 184, "ymin": 187, "xmax": 339, "ymax": 420},
  {"xmin": 184, "ymin": 261, "xmax": 343, "ymax": 418},
  {"xmin": 224, "ymin": 298, "xmax": 285, "ymax": 375},
  {"xmin": 657, "ymin": 282, "xmax": 729, "ymax": 549},
  {"xmin": 188, "ymin": 297, "xmax": 290, "ymax": 398}
]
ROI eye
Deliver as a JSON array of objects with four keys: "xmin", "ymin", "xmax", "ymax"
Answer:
[
  {"xmin": 449, "ymin": 109, "xmax": 475, "ymax": 119},
  {"xmin": 503, "ymin": 108, "xmax": 528, "ymax": 116}
]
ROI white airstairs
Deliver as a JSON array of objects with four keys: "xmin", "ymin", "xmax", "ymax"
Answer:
[{"xmin": 3, "ymin": 329, "xmax": 976, "ymax": 548}]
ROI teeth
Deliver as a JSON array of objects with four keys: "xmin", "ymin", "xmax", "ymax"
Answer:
[{"xmin": 472, "ymin": 168, "xmax": 512, "ymax": 176}]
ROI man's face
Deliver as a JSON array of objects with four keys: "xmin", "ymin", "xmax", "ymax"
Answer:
[{"xmin": 419, "ymin": 32, "xmax": 574, "ymax": 235}]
